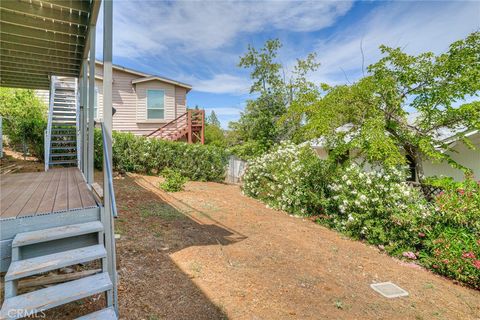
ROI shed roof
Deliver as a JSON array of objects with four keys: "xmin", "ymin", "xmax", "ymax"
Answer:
[{"xmin": 0, "ymin": 0, "xmax": 101, "ymax": 90}]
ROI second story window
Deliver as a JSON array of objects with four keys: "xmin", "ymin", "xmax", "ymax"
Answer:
[{"xmin": 147, "ymin": 89, "xmax": 165, "ymax": 119}]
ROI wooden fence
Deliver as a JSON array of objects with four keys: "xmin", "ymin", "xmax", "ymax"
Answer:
[{"xmin": 225, "ymin": 156, "xmax": 247, "ymax": 184}]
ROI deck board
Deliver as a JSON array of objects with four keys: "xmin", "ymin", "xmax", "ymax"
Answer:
[
  {"xmin": 18, "ymin": 171, "xmax": 56, "ymax": 217},
  {"xmin": 1, "ymin": 173, "xmax": 45, "ymax": 218},
  {"xmin": 74, "ymin": 169, "xmax": 97, "ymax": 208},
  {"xmin": 0, "ymin": 168, "xmax": 98, "ymax": 219},
  {"xmin": 52, "ymin": 169, "xmax": 69, "ymax": 212},
  {"xmin": 68, "ymin": 167, "xmax": 83, "ymax": 210},
  {"xmin": 36, "ymin": 169, "xmax": 61, "ymax": 214}
]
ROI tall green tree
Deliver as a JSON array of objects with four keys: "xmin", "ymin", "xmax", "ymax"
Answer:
[
  {"xmin": 229, "ymin": 39, "xmax": 319, "ymax": 157},
  {"xmin": 205, "ymin": 110, "xmax": 227, "ymax": 147},
  {"xmin": 207, "ymin": 110, "xmax": 221, "ymax": 127},
  {"xmin": 289, "ymin": 31, "xmax": 480, "ymax": 178}
]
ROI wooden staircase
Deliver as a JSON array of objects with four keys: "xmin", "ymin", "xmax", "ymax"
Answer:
[
  {"xmin": 147, "ymin": 110, "xmax": 205, "ymax": 144},
  {"xmin": 0, "ymin": 221, "xmax": 117, "ymax": 320},
  {"xmin": 45, "ymin": 77, "xmax": 79, "ymax": 169}
]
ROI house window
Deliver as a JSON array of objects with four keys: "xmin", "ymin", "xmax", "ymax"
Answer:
[{"xmin": 147, "ymin": 89, "xmax": 165, "ymax": 119}]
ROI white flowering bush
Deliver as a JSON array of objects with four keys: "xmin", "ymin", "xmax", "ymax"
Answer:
[
  {"xmin": 243, "ymin": 142, "xmax": 332, "ymax": 215},
  {"xmin": 327, "ymin": 163, "xmax": 433, "ymax": 253}
]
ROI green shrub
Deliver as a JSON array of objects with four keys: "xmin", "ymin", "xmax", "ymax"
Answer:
[
  {"xmin": 243, "ymin": 142, "xmax": 333, "ymax": 216},
  {"xmin": 431, "ymin": 177, "xmax": 480, "ymax": 231},
  {"xmin": 94, "ymin": 129, "xmax": 228, "ymax": 181},
  {"xmin": 326, "ymin": 164, "xmax": 432, "ymax": 254},
  {"xmin": 0, "ymin": 88, "xmax": 47, "ymax": 159},
  {"xmin": 159, "ymin": 168, "xmax": 188, "ymax": 192},
  {"xmin": 419, "ymin": 227, "xmax": 480, "ymax": 289}
]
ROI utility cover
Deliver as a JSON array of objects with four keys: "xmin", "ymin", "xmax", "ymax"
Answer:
[{"xmin": 370, "ymin": 282, "xmax": 409, "ymax": 298}]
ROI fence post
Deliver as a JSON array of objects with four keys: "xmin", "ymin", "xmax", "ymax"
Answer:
[{"xmin": 201, "ymin": 110, "xmax": 205, "ymax": 145}]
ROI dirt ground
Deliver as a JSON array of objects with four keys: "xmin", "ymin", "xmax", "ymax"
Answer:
[{"xmin": 1, "ymin": 155, "xmax": 479, "ymax": 319}]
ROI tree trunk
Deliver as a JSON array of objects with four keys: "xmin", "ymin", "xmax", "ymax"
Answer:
[{"xmin": 405, "ymin": 145, "xmax": 424, "ymax": 182}]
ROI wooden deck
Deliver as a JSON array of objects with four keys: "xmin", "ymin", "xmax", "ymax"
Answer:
[{"xmin": 1, "ymin": 167, "xmax": 98, "ymax": 220}]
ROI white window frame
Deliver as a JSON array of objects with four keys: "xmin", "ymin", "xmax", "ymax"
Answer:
[{"xmin": 146, "ymin": 89, "xmax": 165, "ymax": 120}]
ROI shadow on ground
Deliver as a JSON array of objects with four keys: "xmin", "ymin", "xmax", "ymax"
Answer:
[{"xmin": 28, "ymin": 173, "xmax": 244, "ymax": 319}]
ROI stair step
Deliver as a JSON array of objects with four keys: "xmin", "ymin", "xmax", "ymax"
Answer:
[
  {"xmin": 53, "ymin": 105, "xmax": 77, "ymax": 111},
  {"xmin": 50, "ymin": 160, "xmax": 78, "ymax": 165},
  {"xmin": 51, "ymin": 140, "xmax": 76, "ymax": 144},
  {"xmin": 50, "ymin": 153, "xmax": 77, "ymax": 158},
  {"xmin": 54, "ymin": 101, "xmax": 76, "ymax": 104},
  {"xmin": 51, "ymin": 146, "xmax": 77, "ymax": 150},
  {"xmin": 53, "ymin": 109, "xmax": 77, "ymax": 116},
  {"xmin": 52, "ymin": 120, "xmax": 77, "ymax": 127},
  {"xmin": 5, "ymin": 245, "xmax": 106, "ymax": 281},
  {"xmin": 0, "ymin": 272, "xmax": 112, "ymax": 319},
  {"xmin": 51, "ymin": 127, "xmax": 76, "ymax": 131},
  {"xmin": 52, "ymin": 134, "xmax": 76, "ymax": 138},
  {"xmin": 53, "ymin": 115, "xmax": 76, "ymax": 119},
  {"xmin": 13, "ymin": 221, "xmax": 103, "ymax": 248},
  {"xmin": 76, "ymin": 307, "xmax": 117, "ymax": 320}
]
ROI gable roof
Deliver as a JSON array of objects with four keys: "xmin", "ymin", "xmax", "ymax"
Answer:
[{"xmin": 95, "ymin": 61, "xmax": 192, "ymax": 92}]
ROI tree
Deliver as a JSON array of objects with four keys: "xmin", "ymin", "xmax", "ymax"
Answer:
[
  {"xmin": 0, "ymin": 88, "xmax": 47, "ymax": 159},
  {"xmin": 207, "ymin": 110, "xmax": 221, "ymax": 127},
  {"xmin": 229, "ymin": 39, "xmax": 319, "ymax": 157},
  {"xmin": 204, "ymin": 110, "xmax": 227, "ymax": 147},
  {"xmin": 289, "ymin": 31, "xmax": 480, "ymax": 179}
]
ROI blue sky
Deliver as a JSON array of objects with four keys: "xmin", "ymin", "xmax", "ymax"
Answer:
[{"xmin": 96, "ymin": 1, "xmax": 480, "ymax": 128}]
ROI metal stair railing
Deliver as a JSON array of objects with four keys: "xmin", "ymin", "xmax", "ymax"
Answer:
[
  {"xmin": 44, "ymin": 76, "xmax": 56, "ymax": 171},
  {"xmin": 100, "ymin": 121, "xmax": 118, "ymax": 312}
]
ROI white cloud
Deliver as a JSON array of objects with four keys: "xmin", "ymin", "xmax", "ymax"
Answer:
[
  {"xmin": 310, "ymin": 1, "xmax": 480, "ymax": 85},
  {"xmin": 204, "ymin": 107, "xmax": 243, "ymax": 117},
  {"xmin": 110, "ymin": 0, "xmax": 353, "ymax": 58},
  {"xmin": 190, "ymin": 74, "xmax": 250, "ymax": 94}
]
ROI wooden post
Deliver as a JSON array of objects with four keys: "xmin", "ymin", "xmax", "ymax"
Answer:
[
  {"xmin": 103, "ymin": 0, "xmax": 117, "ymax": 312},
  {"xmin": 87, "ymin": 25, "xmax": 96, "ymax": 185},
  {"xmin": 201, "ymin": 110, "xmax": 205, "ymax": 145},
  {"xmin": 187, "ymin": 110, "xmax": 192, "ymax": 144}
]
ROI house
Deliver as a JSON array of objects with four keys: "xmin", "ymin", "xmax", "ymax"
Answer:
[
  {"xmin": 311, "ymin": 125, "xmax": 480, "ymax": 182},
  {"xmin": 36, "ymin": 62, "xmax": 193, "ymax": 136}
]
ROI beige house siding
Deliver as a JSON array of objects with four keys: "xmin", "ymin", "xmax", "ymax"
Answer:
[
  {"xmin": 36, "ymin": 64, "xmax": 189, "ymax": 136},
  {"xmin": 35, "ymin": 90, "xmax": 50, "ymax": 106},
  {"xmin": 175, "ymin": 86, "xmax": 187, "ymax": 118},
  {"xmin": 96, "ymin": 67, "xmax": 188, "ymax": 135}
]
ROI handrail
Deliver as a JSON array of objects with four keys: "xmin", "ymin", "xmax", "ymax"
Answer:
[
  {"xmin": 146, "ymin": 111, "xmax": 188, "ymax": 137},
  {"xmin": 45, "ymin": 76, "xmax": 56, "ymax": 171},
  {"xmin": 75, "ymin": 78, "xmax": 81, "ymax": 170},
  {"xmin": 100, "ymin": 122, "xmax": 118, "ymax": 218}
]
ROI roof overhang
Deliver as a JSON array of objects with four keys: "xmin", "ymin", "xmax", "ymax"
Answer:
[
  {"xmin": 0, "ymin": 0, "xmax": 101, "ymax": 90},
  {"xmin": 131, "ymin": 76, "xmax": 192, "ymax": 91},
  {"xmin": 95, "ymin": 60, "xmax": 192, "ymax": 92}
]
